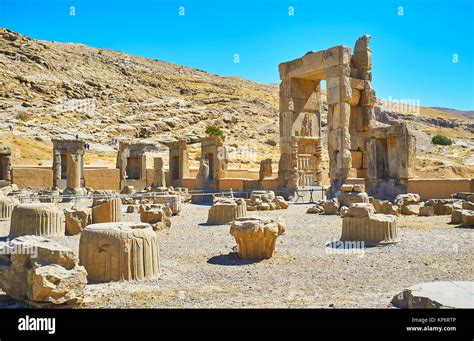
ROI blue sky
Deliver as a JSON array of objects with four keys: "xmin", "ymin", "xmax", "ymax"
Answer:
[{"xmin": 0, "ymin": 0, "xmax": 473, "ymax": 110}]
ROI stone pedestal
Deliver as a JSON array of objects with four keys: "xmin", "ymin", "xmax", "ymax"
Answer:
[
  {"xmin": 229, "ymin": 217, "xmax": 286, "ymax": 260},
  {"xmin": 152, "ymin": 194, "xmax": 181, "ymax": 215},
  {"xmin": 340, "ymin": 203, "xmax": 399, "ymax": 246},
  {"xmin": 9, "ymin": 203, "xmax": 65, "ymax": 237},
  {"xmin": 207, "ymin": 199, "xmax": 247, "ymax": 225},
  {"xmin": 91, "ymin": 198, "xmax": 122, "ymax": 223},
  {"xmin": 0, "ymin": 196, "xmax": 19, "ymax": 220},
  {"xmin": 79, "ymin": 222, "xmax": 160, "ymax": 282}
]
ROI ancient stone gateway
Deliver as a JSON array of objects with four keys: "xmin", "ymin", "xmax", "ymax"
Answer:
[
  {"xmin": 199, "ymin": 135, "xmax": 228, "ymax": 188},
  {"xmin": 52, "ymin": 139, "xmax": 86, "ymax": 194},
  {"xmin": 0, "ymin": 144, "xmax": 12, "ymax": 187},
  {"xmin": 116, "ymin": 141, "xmax": 155, "ymax": 191},
  {"xmin": 278, "ymin": 35, "xmax": 376, "ymax": 197},
  {"xmin": 166, "ymin": 140, "xmax": 189, "ymax": 187},
  {"xmin": 367, "ymin": 123, "xmax": 416, "ymax": 199}
]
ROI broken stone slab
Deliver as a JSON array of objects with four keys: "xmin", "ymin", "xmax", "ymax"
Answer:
[
  {"xmin": 418, "ymin": 205, "xmax": 434, "ymax": 217},
  {"xmin": 462, "ymin": 201, "xmax": 474, "ymax": 210},
  {"xmin": 401, "ymin": 204, "xmax": 420, "ymax": 216},
  {"xmin": 79, "ymin": 222, "xmax": 160, "ymax": 282},
  {"xmin": 306, "ymin": 205, "xmax": 324, "ymax": 214},
  {"xmin": 425, "ymin": 199, "xmax": 461, "ymax": 215},
  {"xmin": 371, "ymin": 199, "xmax": 399, "ymax": 215},
  {"xmin": 139, "ymin": 204, "xmax": 172, "ymax": 229},
  {"xmin": 461, "ymin": 210, "xmax": 474, "ymax": 226},
  {"xmin": 0, "ymin": 236, "xmax": 87, "ymax": 305},
  {"xmin": 152, "ymin": 194, "xmax": 181, "ymax": 215},
  {"xmin": 65, "ymin": 208, "xmax": 91, "ymax": 236},
  {"xmin": 250, "ymin": 190, "xmax": 275, "ymax": 203},
  {"xmin": 229, "ymin": 217, "xmax": 286, "ymax": 260},
  {"xmin": 390, "ymin": 281, "xmax": 474, "ymax": 308},
  {"xmin": 452, "ymin": 192, "xmax": 473, "ymax": 201},
  {"xmin": 274, "ymin": 196, "xmax": 289, "ymax": 209},
  {"xmin": 451, "ymin": 209, "xmax": 466, "ymax": 224},
  {"xmin": 346, "ymin": 203, "xmax": 375, "ymax": 217},
  {"xmin": 27, "ymin": 264, "xmax": 88, "ymax": 305},
  {"xmin": 337, "ymin": 191, "xmax": 369, "ymax": 207},
  {"xmin": 394, "ymin": 193, "xmax": 420, "ymax": 207},
  {"xmin": 323, "ymin": 199, "xmax": 339, "ymax": 215}
]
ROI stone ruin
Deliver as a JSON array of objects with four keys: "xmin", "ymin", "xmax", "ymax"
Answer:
[
  {"xmin": 139, "ymin": 204, "xmax": 172, "ymax": 230},
  {"xmin": 52, "ymin": 139, "xmax": 86, "ymax": 196},
  {"xmin": 153, "ymin": 156, "xmax": 166, "ymax": 188},
  {"xmin": 277, "ymin": 34, "xmax": 416, "ymax": 200},
  {"xmin": 367, "ymin": 123, "xmax": 416, "ymax": 199},
  {"xmin": 9, "ymin": 203, "xmax": 65, "ymax": 238},
  {"xmin": 0, "ymin": 144, "xmax": 12, "ymax": 187},
  {"xmin": 91, "ymin": 191, "xmax": 123, "ymax": 224},
  {"xmin": 230, "ymin": 217, "xmax": 286, "ymax": 260},
  {"xmin": 246, "ymin": 190, "xmax": 289, "ymax": 211},
  {"xmin": 197, "ymin": 135, "xmax": 228, "ymax": 189},
  {"xmin": 79, "ymin": 222, "xmax": 160, "ymax": 282},
  {"xmin": 207, "ymin": 198, "xmax": 247, "ymax": 225},
  {"xmin": 0, "ymin": 195, "xmax": 19, "ymax": 220},
  {"xmin": 340, "ymin": 203, "xmax": 400, "ymax": 246},
  {"xmin": 166, "ymin": 139, "xmax": 190, "ymax": 188},
  {"xmin": 0, "ymin": 235, "xmax": 87, "ymax": 305},
  {"xmin": 116, "ymin": 141, "xmax": 155, "ymax": 191}
]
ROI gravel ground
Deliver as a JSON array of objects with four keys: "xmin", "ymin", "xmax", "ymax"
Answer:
[{"xmin": 0, "ymin": 203, "xmax": 472, "ymax": 308}]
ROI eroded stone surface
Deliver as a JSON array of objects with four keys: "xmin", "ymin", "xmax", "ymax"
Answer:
[
  {"xmin": 0, "ymin": 235, "xmax": 87, "ymax": 305},
  {"xmin": 79, "ymin": 222, "xmax": 160, "ymax": 282},
  {"xmin": 230, "ymin": 217, "xmax": 286, "ymax": 260},
  {"xmin": 10, "ymin": 203, "xmax": 65, "ymax": 237}
]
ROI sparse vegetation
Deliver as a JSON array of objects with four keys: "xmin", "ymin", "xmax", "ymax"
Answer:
[
  {"xmin": 16, "ymin": 111, "xmax": 33, "ymax": 122},
  {"xmin": 432, "ymin": 134, "xmax": 453, "ymax": 146},
  {"xmin": 205, "ymin": 125, "xmax": 225, "ymax": 141}
]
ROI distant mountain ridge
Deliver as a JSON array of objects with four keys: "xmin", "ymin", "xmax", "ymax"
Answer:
[{"xmin": 0, "ymin": 28, "xmax": 472, "ymax": 178}]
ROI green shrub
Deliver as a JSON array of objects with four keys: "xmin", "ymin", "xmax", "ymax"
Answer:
[
  {"xmin": 431, "ymin": 135, "xmax": 452, "ymax": 146},
  {"xmin": 205, "ymin": 125, "xmax": 225, "ymax": 141}
]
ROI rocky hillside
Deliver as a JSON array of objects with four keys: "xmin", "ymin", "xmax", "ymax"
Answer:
[{"xmin": 0, "ymin": 28, "xmax": 472, "ymax": 177}]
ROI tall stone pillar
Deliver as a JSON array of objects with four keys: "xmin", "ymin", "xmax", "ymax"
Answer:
[
  {"xmin": 153, "ymin": 157, "xmax": 166, "ymax": 188},
  {"xmin": 327, "ymin": 77, "xmax": 353, "ymax": 197},
  {"xmin": 52, "ymin": 151, "xmax": 62, "ymax": 190},
  {"xmin": 67, "ymin": 154, "xmax": 81, "ymax": 189},
  {"xmin": 3, "ymin": 155, "xmax": 12, "ymax": 182}
]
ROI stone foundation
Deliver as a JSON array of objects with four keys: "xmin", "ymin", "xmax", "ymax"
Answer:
[
  {"xmin": 340, "ymin": 203, "xmax": 399, "ymax": 246},
  {"xmin": 0, "ymin": 196, "xmax": 19, "ymax": 220},
  {"xmin": 9, "ymin": 203, "xmax": 65, "ymax": 237},
  {"xmin": 79, "ymin": 222, "xmax": 160, "ymax": 282},
  {"xmin": 207, "ymin": 199, "xmax": 247, "ymax": 225}
]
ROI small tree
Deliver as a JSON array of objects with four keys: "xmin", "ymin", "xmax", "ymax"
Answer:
[
  {"xmin": 431, "ymin": 135, "xmax": 452, "ymax": 146},
  {"xmin": 205, "ymin": 125, "xmax": 225, "ymax": 141}
]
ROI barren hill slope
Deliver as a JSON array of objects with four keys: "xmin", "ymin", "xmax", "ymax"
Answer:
[{"xmin": 0, "ymin": 28, "xmax": 472, "ymax": 177}]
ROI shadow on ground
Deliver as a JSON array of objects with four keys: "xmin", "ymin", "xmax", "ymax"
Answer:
[{"xmin": 207, "ymin": 252, "xmax": 260, "ymax": 266}]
